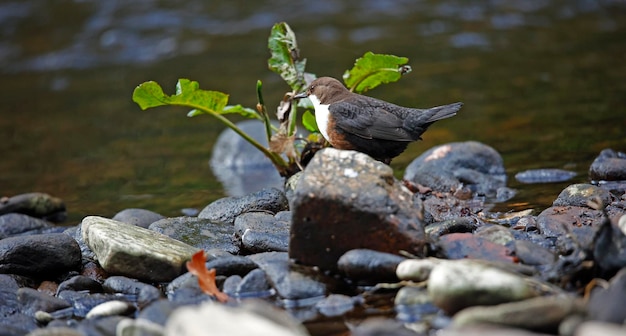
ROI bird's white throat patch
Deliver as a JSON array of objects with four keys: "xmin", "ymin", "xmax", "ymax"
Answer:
[{"xmin": 308, "ymin": 94, "xmax": 331, "ymax": 142}]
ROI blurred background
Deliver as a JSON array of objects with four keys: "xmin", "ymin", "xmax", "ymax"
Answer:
[{"xmin": 1, "ymin": 0, "xmax": 625, "ymax": 223}]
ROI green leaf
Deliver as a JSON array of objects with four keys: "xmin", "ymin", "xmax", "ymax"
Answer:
[
  {"xmin": 222, "ymin": 105, "xmax": 261, "ymax": 119},
  {"xmin": 302, "ymin": 110, "xmax": 319, "ymax": 133},
  {"xmin": 267, "ymin": 22, "xmax": 307, "ymax": 92},
  {"xmin": 342, "ymin": 52, "xmax": 412, "ymax": 93},
  {"xmin": 133, "ymin": 79, "xmax": 229, "ymax": 115}
]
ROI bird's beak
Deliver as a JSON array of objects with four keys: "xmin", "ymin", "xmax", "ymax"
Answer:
[{"xmin": 293, "ymin": 92, "xmax": 308, "ymax": 100}]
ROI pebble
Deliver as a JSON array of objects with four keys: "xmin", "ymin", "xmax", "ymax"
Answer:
[
  {"xmin": 86, "ymin": 300, "xmax": 136, "ymax": 318},
  {"xmin": 198, "ymin": 187, "xmax": 289, "ymax": 225},
  {"xmin": 0, "ymin": 213, "xmax": 53, "ymax": 239},
  {"xmin": 0, "ymin": 144, "xmax": 624, "ymax": 336},
  {"xmin": 165, "ymin": 301, "xmax": 310, "ymax": 336},
  {"xmin": 112, "ymin": 208, "xmax": 165, "ymax": 228},
  {"xmin": 248, "ymin": 252, "xmax": 326, "ymax": 301},
  {"xmin": 404, "ymin": 141, "xmax": 507, "ymax": 198},
  {"xmin": 0, "ymin": 233, "xmax": 81, "ymax": 277},
  {"xmin": 234, "ymin": 211, "xmax": 290, "ymax": 253},
  {"xmin": 452, "ymin": 295, "xmax": 584, "ymax": 331},
  {"xmin": 589, "ymin": 148, "xmax": 626, "ymax": 181},
  {"xmin": 337, "ymin": 249, "xmax": 407, "ymax": 283},
  {"xmin": 427, "ymin": 259, "xmax": 562, "ymax": 314}
]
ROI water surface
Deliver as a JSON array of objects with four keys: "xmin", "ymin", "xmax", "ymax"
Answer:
[{"xmin": 1, "ymin": 0, "xmax": 624, "ymax": 222}]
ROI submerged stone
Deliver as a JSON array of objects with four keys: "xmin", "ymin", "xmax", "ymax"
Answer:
[{"xmin": 514, "ymin": 169, "xmax": 577, "ymax": 184}]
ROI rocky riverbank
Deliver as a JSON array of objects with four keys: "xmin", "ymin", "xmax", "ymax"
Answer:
[{"xmin": 1, "ymin": 143, "xmax": 625, "ymax": 336}]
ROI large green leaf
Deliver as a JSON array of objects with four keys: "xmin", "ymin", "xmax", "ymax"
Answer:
[
  {"xmin": 343, "ymin": 52, "xmax": 411, "ymax": 93},
  {"xmin": 133, "ymin": 79, "xmax": 229, "ymax": 115},
  {"xmin": 301, "ymin": 110, "xmax": 319, "ymax": 133},
  {"xmin": 267, "ymin": 22, "xmax": 307, "ymax": 92}
]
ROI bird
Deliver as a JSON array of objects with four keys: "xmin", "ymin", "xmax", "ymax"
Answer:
[{"xmin": 293, "ymin": 77, "xmax": 463, "ymax": 164}]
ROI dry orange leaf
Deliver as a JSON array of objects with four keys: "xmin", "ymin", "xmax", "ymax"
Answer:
[{"xmin": 186, "ymin": 250, "xmax": 229, "ymax": 303}]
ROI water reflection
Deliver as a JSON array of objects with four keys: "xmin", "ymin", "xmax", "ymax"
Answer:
[{"xmin": 0, "ymin": 0, "xmax": 624, "ymax": 221}]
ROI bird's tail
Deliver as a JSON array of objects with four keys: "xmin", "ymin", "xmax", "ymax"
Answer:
[{"xmin": 424, "ymin": 102, "xmax": 463, "ymax": 123}]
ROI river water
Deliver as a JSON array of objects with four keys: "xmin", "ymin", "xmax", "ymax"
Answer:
[{"xmin": 1, "ymin": 0, "xmax": 625, "ymax": 223}]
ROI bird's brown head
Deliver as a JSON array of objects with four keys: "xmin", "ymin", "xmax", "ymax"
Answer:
[{"xmin": 294, "ymin": 77, "xmax": 350, "ymax": 104}]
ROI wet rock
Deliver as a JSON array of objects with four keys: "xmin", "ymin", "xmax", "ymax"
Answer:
[
  {"xmin": 112, "ymin": 208, "xmax": 165, "ymax": 229},
  {"xmin": 137, "ymin": 299, "xmax": 180, "ymax": 326},
  {"xmin": 0, "ymin": 192, "xmax": 66, "ymax": 222},
  {"xmin": 426, "ymin": 217, "xmax": 479, "ymax": 239},
  {"xmin": 290, "ymin": 148, "xmax": 426, "ymax": 271},
  {"xmin": 594, "ymin": 214, "xmax": 626, "ymax": 274},
  {"xmin": 81, "ymin": 216, "xmax": 198, "ymax": 282},
  {"xmin": 165, "ymin": 300, "xmax": 310, "ymax": 336},
  {"xmin": 81, "ymin": 260, "xmax": 108, "ymax": 283},
  {"xmin": 234, "ymin": 212, "xmax": 290, "ymax": 253},
  {"xmin": 575, "ymin": 321, "xmax": 626, "ymax": 336},
  {"xmin": 537, "ymin": 206, "xmax": 604, "ymax": 254},
  {"xmin": 149, "ymin": 216, "xmax": 239, "ymax": 254},
  {"xmin": 57, "ymin": 290, "xmax": 130, "ymax": 319},
  {"xmin": 0, "ymin": 233, "xmax": 81, "ymax": 278},
  {"xmin": 589, "ymin": 148, "xmax": 626, "ymax": 181},
  {"xmin": 0, "ymin": 274, "xmax": 22, "ymax": 317},
  {"xmin": 396, "ymin": 258, "xmax": 442, "ymax": 282},
  {"xmin": 315, "ymin": 294, "xmax": 356, "ymax": 317},
  {"xmin": 515, "ymin": 169, "xmax": 577, "ymax": 184},
  {"xmin": 421, "ymin": 196, "xmax": 486, "ymax": 223},
  {"xmin": 350, "ymin": 318, "xmax": 417, "ymax": 336},
  {"xmin": 17, "ymin": 287, "xmax": 71, "ymax": 317},
  {"xmin": 428, "ymin": 259, "xmax": 562, "ymax": 314},
  {"xmin": 588, "ymin": 268, "xmax": 626, "ymax": 323},
  {"xmin": 0, "ymin": 213, "xmax": 54, "ymax": 239},
  {"xmin": 436, "ymin": 233, "xmax": 516, "ymax": 263},
  {"xmin": 337, "ymin": 249, "xmax": 406, "ymax": 283},
  {"xmin": 248, "ymin": 252, "xmax": 326, "ymax": 301},
  {"xmin": 86, "ymin": 300, "xmax": 136, "ymax": 318},
  {"xmin": 210, "ymin": 120, "xmax": 285, "ymax": 197},
  {"xmin": 205, "ymin": 255, "xmax": 259, "ymax": 277},
  {"xmin": 116, "ymin": 318, "xmax": 165, "ymax": 336},
  {"xmin": 103, "ymin": 276, "xmax": 161, "ymax": 306},
  {"xmin": 198, "ymin": 187, "xmax": 289, "ymax": 225},
  {"xmin": 514, "ymin": 240, "xmax": 557, "ymax": 266},
  {"xmin": 234, "ymin": 268, "xmax": 272, "ymax": 296},
  {"xmin": 27, "ymin": 327, "xmax": 84, "ymax": 336},
  {"xmin": 73, "ymin": 316, "xmax": 128, "ymax": 336},
  {"xmin": 222, "ymin": 275, "xmax": 242, "ymax": 295},
  {"xmin": 404, "ymin": 141, "xmax": 507, "ymax": 198},
  {"xmin": 452, "ymin": 295, "xmax": 584, "ymax": 332},
  {"xmin": 474, "ymin": 225, "xmax": 515, "ymax": 246},
  {"xmin": 69, "ymin": 224, "xmax": 96, "ymax": 261},
  {"xmin": 553, "ymin": 183, "xmax": 612, "ymax": 208},
  {"xmin": 1, "ymin": 313, "xmax": 38, "ymax": 335},
  {"xmin": 57, "ymin": 275, "xmax": 103, "ymax": 294}
]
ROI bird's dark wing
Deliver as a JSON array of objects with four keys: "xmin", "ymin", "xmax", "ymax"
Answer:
[{"xmin": 329, "ymin": 98, "xmax": 416, "ymax": 141}]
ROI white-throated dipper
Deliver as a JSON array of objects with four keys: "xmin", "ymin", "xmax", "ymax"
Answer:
[{"xmin": 293, "ymin": 77, "xmax": 463, "ymax": 164}]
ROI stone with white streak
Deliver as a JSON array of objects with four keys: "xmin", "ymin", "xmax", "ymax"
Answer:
[{"xmin": 81, "ymin": 216, "xmax": 198, "ymax": 282}]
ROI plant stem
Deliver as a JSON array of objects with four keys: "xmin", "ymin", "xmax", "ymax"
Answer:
[{"xmin": 256, "ymin": 80, "xmax": 273, "ymax": 145}]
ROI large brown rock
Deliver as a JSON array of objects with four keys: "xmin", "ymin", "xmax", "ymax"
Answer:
[{"xmin": 289, "ymin": 148, "xmax": 427, "ymax": 271}]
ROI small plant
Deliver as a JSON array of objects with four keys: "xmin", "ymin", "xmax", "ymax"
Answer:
[{"xmin": 132, "ymin": 22, "xmax": 412, "ymax": 178}]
